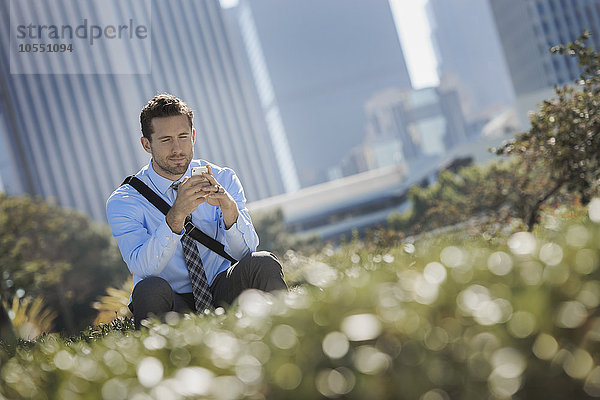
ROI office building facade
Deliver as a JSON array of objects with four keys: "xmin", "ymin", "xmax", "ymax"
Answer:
[
  {"xmin": 1, "ymin": 0, "xmax": 293, "ymax": 221},
  {"xmin": 222, "ymin": 0, "xmax": 300, "ymax": 193},
  {"xmin": 488, "ymin": 0, "xmax": 600, "ymax": 127}
]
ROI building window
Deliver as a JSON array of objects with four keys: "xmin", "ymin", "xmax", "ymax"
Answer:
[
  {"xmin": 537, "ymin": 1, "xmax": 545, "ymax": 15},
  {"xmin": 542, "ymin": 21, "xmax": 550, "ymax": 35}
]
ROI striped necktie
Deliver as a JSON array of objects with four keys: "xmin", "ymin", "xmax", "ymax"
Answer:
[{"xmin": 171, "ymin": 182, "xmax": 213, "ymax": 311}]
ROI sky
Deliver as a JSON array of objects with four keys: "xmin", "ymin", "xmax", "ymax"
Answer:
[{"xmin": 219, "ymin": 0, "xmax": 439, "ymax": 89}]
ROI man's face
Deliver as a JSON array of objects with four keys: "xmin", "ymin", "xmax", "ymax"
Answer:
[{"xmin": 141, "ymin": 115, "xmax": 195, "ymax": 180}]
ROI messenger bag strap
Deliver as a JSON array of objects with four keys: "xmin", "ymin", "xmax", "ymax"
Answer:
[{"xmin": 121, "ymin": 176, "xmax": 237, "ymax": 264}]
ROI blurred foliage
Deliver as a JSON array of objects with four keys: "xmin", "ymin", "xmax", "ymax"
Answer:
[
  {"xmin": 388, "ymin": 159, "xmax": 572, "ymax": 235},
  {"xmin": 92, "ymin": 276, "xmax": 134, "ymax": 326},
  {"xmin": 0, "ymin": 193, "xmax": 128, "ymax": 333},
  {"xmin": 252, "ymin": 208, "xmax": 320, "ymax": 258},
  {"xmin": 0, "ymin": 301, "xmax": 16, "ymax": 349},
  {"xmin": 2, "ymin": 296, "xmax": 56, "ymax": 341},
  {"xmin": 2, "ymin": 202, "xmax": 600, "ymax": 399},
  {"xmin": 495, "ymin": 31, "xmax": 600, "ymax": 228}
]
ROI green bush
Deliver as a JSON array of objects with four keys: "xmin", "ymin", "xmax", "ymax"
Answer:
[
  {"xmin": 2, "ymin": 203, "xmax": 600, "ymax": 399},
  {"xmin": 0, "ymin": 193, "xmax": 128, "ymax": 333}
]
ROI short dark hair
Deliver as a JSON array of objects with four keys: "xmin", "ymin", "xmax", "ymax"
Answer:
[{"xmin": 140, "ymin": 93, "xmax": 194, "ymax": 141}]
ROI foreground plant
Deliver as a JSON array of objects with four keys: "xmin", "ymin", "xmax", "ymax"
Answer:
[
  {"xmin": 2, "ymin": 296, "xmax": 56, "ymax": 341},
  {"xmin": 2, "ymin": 202, "xmax": 600, "ymax": 399},
  {"xmin": 92, "ymin": 276, "xmax": 134, "ymax": 326}
]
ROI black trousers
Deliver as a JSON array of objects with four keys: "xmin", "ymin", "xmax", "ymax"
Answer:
[{"xmin": 129, "ymin": 251, "xmax": 287, "ymax": 329}]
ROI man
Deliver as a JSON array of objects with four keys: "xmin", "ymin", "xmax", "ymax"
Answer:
[{"xmin": 107, "ymin": 93, "xmax": 287, "ymax": 329}]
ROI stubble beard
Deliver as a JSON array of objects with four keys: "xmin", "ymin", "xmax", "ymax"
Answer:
[{"xmin": 154, "ymin": 154, "xmax": 192, "ymax": 177}]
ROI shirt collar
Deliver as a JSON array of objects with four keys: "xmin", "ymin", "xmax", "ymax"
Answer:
[{"xmin": 146, "ymin": 160, "xmax": 192, "ymax": 195}]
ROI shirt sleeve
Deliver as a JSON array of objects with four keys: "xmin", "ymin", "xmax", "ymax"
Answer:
[
  {"xmin": 217, "ymin": 168, "xmax": 259, "ymax": 260},
  {"xmin": 106, "ymin": 191, "xmax": 182, "ymax": 277}
]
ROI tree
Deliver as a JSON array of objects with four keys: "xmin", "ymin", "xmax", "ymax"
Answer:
[
  {"xmin": 495, "ymin": 31, "xmax": 600, "ymax": 227},
  {"xmin": 387, "ymin": 156, "xmax": 577, "ymax": 235},
  {"xmin": 0, "ymin": 194, "xmax": 128, "ymax": 333}
]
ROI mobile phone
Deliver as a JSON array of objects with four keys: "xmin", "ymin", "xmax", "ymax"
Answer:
[{"xmin": 191, "ymin": 166, "xmax": 208, "ymax": 176}]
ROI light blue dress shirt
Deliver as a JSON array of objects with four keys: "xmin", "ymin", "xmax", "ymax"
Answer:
[{"xmin": 106, "ymin": 159, "xmax": 259, "ymax": 294}]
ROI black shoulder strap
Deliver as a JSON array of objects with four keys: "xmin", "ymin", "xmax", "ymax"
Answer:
[
  {"xmin": 121, "ymin": 176, "xmax": 237, "ymax": 264},
  {"xmin": 122, "ymin": 176, "xmax": 171, "ymax": 215}
]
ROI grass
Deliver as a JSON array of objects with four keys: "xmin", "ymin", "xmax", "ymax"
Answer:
[{"xmin": 1, "ymin": 204, "xmax": 600, "ymax": 399}]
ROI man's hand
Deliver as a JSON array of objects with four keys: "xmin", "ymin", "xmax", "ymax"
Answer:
[
  {"xmin": 165, "ymin": 165, "xmax": 239, "ymax": 233},
  {"xmin": 200, "ymin": 165, "xmax": 239, "ymax": 229},
  {"xmin": 165, "ymin": 175, "xmax": 210, "ymax": 233}
]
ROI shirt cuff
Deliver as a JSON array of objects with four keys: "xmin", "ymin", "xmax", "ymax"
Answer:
[
  {"xmin": 159, "ymin": 218, "xmax": 184, "ymax": 240},
  {"xmin": 225, "ymin": 220, "xmax": 245, "ymax": 237},
  {"xmin": 221, "ymin": 212, "xmax": 246, "ymax": 242},
  {"xmin": 219, "ymin": 210, "xmax": 256, "ymax": 259}
]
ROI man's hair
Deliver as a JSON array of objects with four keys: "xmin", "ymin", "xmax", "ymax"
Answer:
[{"xmin": 140, "ymin": 93, "xmax": 194, "ymax": 141}]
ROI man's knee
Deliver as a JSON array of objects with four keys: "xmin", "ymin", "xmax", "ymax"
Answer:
[
  {"xmin": 132, "ymin": 276, "xmax": 172, "ymax": 300},
  {"xmin": 247, "ymin": 251, "xmax": 281, "ymax": 273},
  {"xmin": 248, "ymin": 251, "xmax": 287, "ymax": 290},
  {"xmin": 130, "ymin": 277, "xmax": 175, "ymax": 329}
]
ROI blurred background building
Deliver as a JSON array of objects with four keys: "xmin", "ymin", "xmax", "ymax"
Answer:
[
  {"xmin": 488, "ymin": 0, "xmax": 600, "ymax": 128},
  {"xmin": 330, "ymin": 86, "xmax": 467, "ymax": 179},
  {"xmin": 224, "ymin": 0, "xmax": 412, "ymax": 188},
  {"xmin": 1, "ymin": 0, "xmax": 295, "ymax": 221},
  {"xmin": 427, "ymin": 0, "xmax": 515, "ymax": 122}
]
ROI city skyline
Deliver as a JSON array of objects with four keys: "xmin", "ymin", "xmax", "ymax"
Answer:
[{"xmin": 2, "ymin": 0, "xmax": 596, "ymax": 230}]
